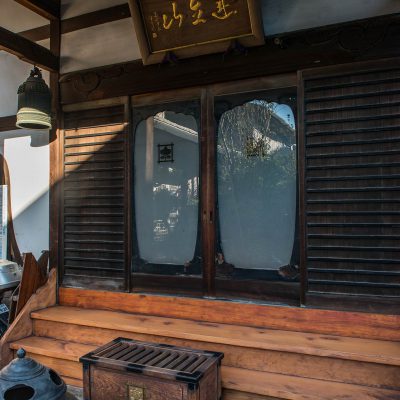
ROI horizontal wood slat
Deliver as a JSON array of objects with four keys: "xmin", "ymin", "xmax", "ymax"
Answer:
[
  {"xmin": 61, "ymin": 106, "xmax": 127, "ymax": 289},
  {"xmin": 300, "ymin": 59, "xmax": 400, "ymax": 312}
]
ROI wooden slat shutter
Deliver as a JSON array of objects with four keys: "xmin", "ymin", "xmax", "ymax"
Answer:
[
  {"xmin": 299, "ymin": 58, "xmax": 400, "ymax": 313},
  {"xmin": 61, "ymin": 104, "xmax": 130, "ymax": 291}
]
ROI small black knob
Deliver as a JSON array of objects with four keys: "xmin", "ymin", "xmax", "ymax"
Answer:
[{"xmin": 17, "ymin": 348, "xmax": 26, "ymax": 359}]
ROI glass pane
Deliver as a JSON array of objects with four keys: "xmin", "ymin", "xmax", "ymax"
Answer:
[
  {"xmin": 217, "ymin": 101, "xmax": 296, "ymax": 276},
  {"xmin": 134, "ymin": 111, "xmax": 200, "ymax": 270}
]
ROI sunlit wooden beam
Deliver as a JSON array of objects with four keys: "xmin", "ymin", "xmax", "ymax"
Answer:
[
  {"xmin": 14, "ymin": 0, "xmax": 59, "ymax": 20},
  {"xmin": 0, "ymin": 26, "xmax": 58, "ymax": 71}
]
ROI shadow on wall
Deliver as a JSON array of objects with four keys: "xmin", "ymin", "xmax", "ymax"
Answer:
[
  {"xmin": 12, "ymin": 189, "xmax": 49, "ymax": 260},
  {"xmin": 0, "ymin": 131, "xmax": 50, "ymax": 261}
]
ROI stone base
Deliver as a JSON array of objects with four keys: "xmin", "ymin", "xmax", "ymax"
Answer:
[{"xmin": 66, "ymin": 386, "xmax": 83, "ymax": 400}]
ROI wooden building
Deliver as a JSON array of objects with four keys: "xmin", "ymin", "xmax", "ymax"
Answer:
[{"xmin": 0, "ymin": 1, "xmax": 400, "ymax": 399}]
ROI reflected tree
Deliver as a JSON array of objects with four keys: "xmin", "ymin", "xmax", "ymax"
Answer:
[{"xmin": 217, "ymin": 101, "xmax": 297, "ymax": 272}]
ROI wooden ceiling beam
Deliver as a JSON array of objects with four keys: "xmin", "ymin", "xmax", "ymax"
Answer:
[
  {"xmin": 18, "ymin": 4, "xmax": 131, "ymax": 42},
  {"xmin": 19, "ymin": 25, "xmax": 50, "ymax": 42},
  {"xmin": 14, "ymin": 0, "xmax": 59, "ymax": 21},
  {"xmin": 0, "ymin": 26, "xmax": 58, "ymax": 72}
]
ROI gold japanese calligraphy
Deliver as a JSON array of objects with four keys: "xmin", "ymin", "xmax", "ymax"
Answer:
[
  {"xmin": 163, "ymin": 2, "xmax": 184, "ymax": 29},
  {"xmin": 212, "ymin": 0, "xmax": 237, "ymax": 20},
  {"xmin": 190, "ymin": 0, "xmax": 206, "ymax": 25},
  {"xmin": 143, "ymin": 0, "xmax": 247, "ymax": 49},
  {"xmin": 156, "ymin": 0, "xmax": 238, "ymax": 33}
]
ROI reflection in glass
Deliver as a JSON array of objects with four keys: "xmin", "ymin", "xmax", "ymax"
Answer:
[
  {"xmin": 134, "ymin": 111, "xmax": 199, "ymax": 268},
  {"xmin": 217, "ymin": 101, "xmax": 296, "ymax": 274}
]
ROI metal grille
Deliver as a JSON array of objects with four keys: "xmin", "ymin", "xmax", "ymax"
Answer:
[{"xmin": 90, "ymin": 339, "xmax": 210, "ymax": 374}]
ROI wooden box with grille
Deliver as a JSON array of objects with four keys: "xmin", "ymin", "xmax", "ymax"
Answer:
[{"xmin": 80, "ymin": 338, "xmax": 224, "ymax": 400}]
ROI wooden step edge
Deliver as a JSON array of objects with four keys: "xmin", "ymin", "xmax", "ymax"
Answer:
[
  {"xmin": 223, "ymin": 390, "xmax": 280, "ymax": 400},
  {"xmin": 14, "ymin": 351, "xmax": 83, "ymax": 381},
  {"xmin": 9, "ymin": 336, "xmax": 95, "ymax": 362},
  {"xmin": 31, "ymin": 307, "xmax": 400, "ymax": 367},
  {"xmin": 222, "ymin": 367, "xmax": 400, "ymax": 400}
]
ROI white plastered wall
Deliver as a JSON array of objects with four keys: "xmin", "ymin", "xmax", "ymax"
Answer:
[
  {"xmin": 0, "ymin": 52, "xmax": 50, "ymax": 260},
  {"xmin": 0, "ymin": 0, "xmax": 47, "ymax": 32}
]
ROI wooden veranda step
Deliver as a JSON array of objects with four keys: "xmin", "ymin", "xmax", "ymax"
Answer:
[
  {"xmin": 9, "ymin": 337, "xmax": 85, "ymax": 381},
  {"xmin": 31, "ymin": 306, "xmax": 400, "ymax": 366},
  {"xmin": 33, "ymin": 319, "xmax": 400, "ymax": 390},
  {"xmin": 10, "ymin": 336, "xmax": 95, "ymax": 362},
  {"xmin": 9, "ymin": 336, "xmax": 400, "ymax": 400}
]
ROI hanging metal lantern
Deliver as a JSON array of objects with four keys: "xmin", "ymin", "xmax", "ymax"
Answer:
[{"xmin": 16, "ymin": 67, "xmax": 52, "ymax": 130}]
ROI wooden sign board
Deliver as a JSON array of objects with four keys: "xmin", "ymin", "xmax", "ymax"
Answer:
[{"xmin": 128, "ymin": 0, "xmax": 264, "ymax": 65}]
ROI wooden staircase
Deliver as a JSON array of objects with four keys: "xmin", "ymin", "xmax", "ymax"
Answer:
[{"xmin": 7, "ymin": 305, "xmax": 400, "ymax": 400}]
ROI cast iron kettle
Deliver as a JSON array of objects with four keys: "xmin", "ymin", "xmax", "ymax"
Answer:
[{"xmin": 0, "ymin": 348, "xmax": 66, "ymax": 400}]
